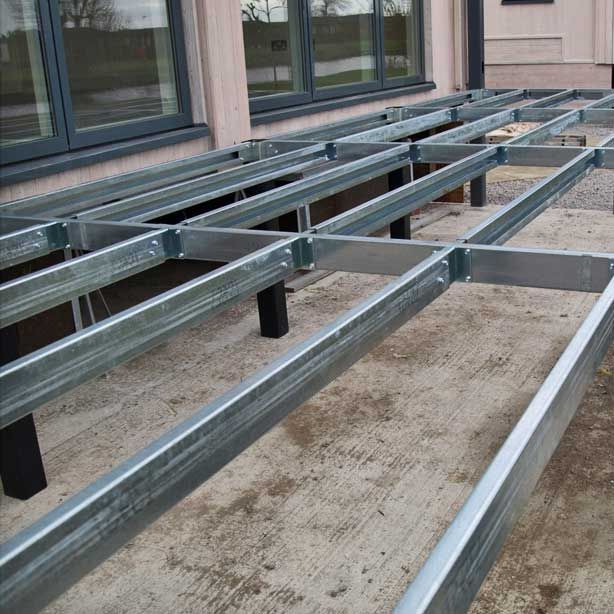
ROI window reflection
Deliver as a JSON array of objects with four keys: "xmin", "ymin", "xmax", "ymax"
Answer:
[
  {"xmin": 60, "ymin": 0, "xmax": 180, "ymax": 131},
  {"xmin": 310, "ymin": 0, "xmax": 376, "ymax": 89},
  {"xmin": 0, "ymin": 0, "xmax": 54, "ymax": 147},
  {"xmin": 241, "ymin": 0, "xmax": 305, "ymax": 98},
  {"xmin": 383, "ymin": 0, "xmax": 421, "ymax": 79}
]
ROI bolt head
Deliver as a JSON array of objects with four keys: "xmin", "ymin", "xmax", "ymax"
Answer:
[
  {"xmin": 284, "ymin": 248, "xmax": 292, "ymax": 256},
  {"xmin": 178, "ymin": 252, "xmax": 185, "ymax": 258},
  {"xmin": 307, "ymin": 238, "xmax": 314, "ymax": 245},
  {"xmin": 151, "ymin": 240, "xmax": 159, "ymax": 247},
  {"xmin": 281, "ymin": 262, "xmax": 289, "ymax": 269},
  {"xmin": 465, "ymin": 276, "xmax": 472, "ymax": 283}
]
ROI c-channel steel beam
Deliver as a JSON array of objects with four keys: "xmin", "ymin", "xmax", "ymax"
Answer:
[
  {"xmin": 337, "ymin": 108, "xmax": 454, "ymax": 143},
  {"xmin": 313, "ymin": 148, "xmax": 501, "ymax": 236},
  {"xmin": 0, "ymin": 230, "xmax": 171, "ymax": 328},
  {"xmin": 184, "ymin": 145, "xmax": 411, "ymax": 228},
  {"xmin": 0, "ymin": 238, "xmax": 305, "ymax": 430},
  {"xmin": 527, "ymin": 88, "xmax": 577, "ymax": 108},
  {"xmin": 0, "ymin": 250, "xmax": 451, "ymax": 614},
  {"xmin": 76, "ymin": 144, "xmax": 334, "ymax": 222},
  {"xmin": 0, "ymin": 222, "xmax": 68, "ymax": 270},
  {"xmin": 310, "ymin": 236, "xmax": 614, "ymax": 294},
  {"xmin": 461, "ymin": 149, "xmax": 597, "ymax": 245},
  {"xmin": 508, "ymin": 93, "xmax": 614, "ymax": 146},
  {"xmin": 0, "ymin": 144, "xmax": 252, "ymax": 218},
  {"xmin": 466, "ymin": 88, "xmax": 526, "ymax": 108},
  {"xmin": 395, "ymin": 276, "xmax": 614, "ymax": 614}
]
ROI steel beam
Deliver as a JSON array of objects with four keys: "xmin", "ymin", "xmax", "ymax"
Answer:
[
  {"xmin": 0, "ymin": 251, "xmax": 451, "ymax": 614},
  {"xmin": 461, "ymin": 149, "xmax": 597, "ymax": 245},
  {"xmin": 314, "ymin": 148, "xmax": 500, "ymax": 236},
  {"xmin": 395, "ymin": 277, "xmax": 614, "ymax": 614},
  {"xmin": 0, "ymin": 238, "xmax": 304, "ymax": 429},
  {"xmin": 0, "ymin": 230, "xmax": 170, "ymax": 328},
  {"xmin": 184, "ymin": 145, "xmax": 411, "ymax": 228},
  {"xmin": 0, "ymin": 222, "xmax": 68, "ymax": 270}
]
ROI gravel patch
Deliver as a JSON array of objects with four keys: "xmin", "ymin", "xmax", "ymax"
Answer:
[{"xmin": 463, "ymin": 169, "xmax": 614, "ymax": 212}]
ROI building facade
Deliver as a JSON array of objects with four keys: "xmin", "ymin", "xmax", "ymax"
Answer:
[
  {"xmin": 485, "ymin": 0, "xmax": 614, "ymax": 89},
  {"xmin": 0, "ymin": 0, "xmax": 465, "ymax": 202}
]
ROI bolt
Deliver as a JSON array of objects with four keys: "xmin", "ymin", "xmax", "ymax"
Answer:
[
  {"xmin": 149, "ymin": 250, "xmax": 156, "ymax": 256},
  {"xmin": 178, "ymin": 252, "xmax": 185, "ymax": 258},
  {"xmin": 175, "ymin": 229, "xmax": 181, "ymax": 235},
  {"xmin": 307, "ymin": 238, "xmax": 314, "ymax": 245},
  {"xmin": 442, "ymin": 260, "xmax": 449, "ymax": 267},
  {"xmin": 61, "ymin": 223, "xmax": 67, "ymax": 229},
  {"xmin": 465, "ymin": 249, "xmax": 471, "ymax": 255},
  {"xmin": 465, "ymin": 276, "xmax": 472, "ymax": 283},
  {"xmin": 36, "ymin": 231, "xmax": 43, "ymax": 237},
  {"xmin": 437, "ymin": 277, "xmax": 446, "ymax": 285},
  {"xmin": 284, "ymin": 248, "xmax": 292, "ymax": 256},
  {"xmin": 65, "ymin": 244, "xmax": 71, "ymax": 249},
  {"xmin": 33, "ymin": 243, "xmax": 41, "ymax": 249},
  {"xmin": 151, "ymin": 240, "xmax": 159, "ymax": 247},
  {"xmin": 281, "ymin": 262, "xmax": 289, "ymax": 269}
]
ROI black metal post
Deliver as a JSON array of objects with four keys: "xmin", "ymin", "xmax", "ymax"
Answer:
[
  {"xmin": 0, "ymin": 323, "xmax": 47, "ymax": 500},
  {"xmin": 255, "ymin": 217, "xmax": 289, "ymax": 339},
  {"xmin": 388, "ymin": 167, "xmax": 411, "ymax": 239},
  {"xmin": 468, "ymin": 0, "xmax": 487, "ymax": 207}
]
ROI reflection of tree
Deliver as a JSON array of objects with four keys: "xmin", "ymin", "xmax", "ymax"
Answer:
[
  {"xmin": 241, "ymin": 0, "xmax": 287, "ymax": 22},
  {"xmin": 310, "ymin": 0, "xmax": 352, "ymax": 17},
  {"xmin": 59, "ymin": 0, "xmax": 123, "ymax": 31},
  {"xmin": 383, "ymin": 0, "xmax": 412, "ymax": 16}
]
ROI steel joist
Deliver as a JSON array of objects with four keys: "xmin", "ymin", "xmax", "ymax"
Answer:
[{"xmin": 1, "ymin": 87, "xmax": 613, "ymax": 614}]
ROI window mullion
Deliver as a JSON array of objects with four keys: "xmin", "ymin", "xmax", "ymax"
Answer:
[{"xmin": 374, "ymin": 0, "xmax": 385, "ymax": 90}]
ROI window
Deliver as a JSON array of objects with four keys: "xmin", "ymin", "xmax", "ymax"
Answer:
[
  {"xmin": 0, "ymin": 0, "xmax": 192, "ymax": 165},
  {"xmin": 241, "ymin": 0, "xmax": 425, "ymax": 112}
]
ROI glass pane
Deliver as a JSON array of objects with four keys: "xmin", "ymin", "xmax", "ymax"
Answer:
[
  {"xmin": 0, "ymin": 0, "xmax": 55, "ymax": 147},
  {"xmin": 383, "ymin": 0, "xmax": 422, "ymax": 80},
  {"xmin": 310, "ymin": 0, "xmax": 376, "ymax": 89},
  {"xmin": 241, "ymin": 0, "xmax": 305, "ymax": 99},
  {"xmin": 60, "ymin": 0, "xmax": 180, "ymax": 131}
]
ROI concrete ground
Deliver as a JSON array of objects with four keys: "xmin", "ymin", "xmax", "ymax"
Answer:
[{"xmin": 1, "ymin": 188, "xmax": 613, "ymax": 613}]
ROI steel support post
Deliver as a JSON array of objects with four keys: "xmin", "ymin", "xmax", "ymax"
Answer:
[
  {"xmin": 0, "ymin": 318, "xmax": 47, "ymax": 500},
  {"xmin": 388, "ymin": 167, "xmax": 411, "ymax": 239},
  {"xmin": 468, "ymin": 0, "xmax": 487, "ymax": 206}
]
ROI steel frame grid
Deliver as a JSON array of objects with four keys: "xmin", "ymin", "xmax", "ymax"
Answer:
[{"xmin": 0, "ymin": 87, "xmax": 613, "ymax": 614}]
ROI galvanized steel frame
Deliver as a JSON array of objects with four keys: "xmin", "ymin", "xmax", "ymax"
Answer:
[{"xmin": 1, "ymin": 88, "xmax": 613, "ymax": 614}]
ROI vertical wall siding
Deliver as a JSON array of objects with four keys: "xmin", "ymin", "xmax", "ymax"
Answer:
[{"xmin": 595, "ymin": 0, "xmax": 614, "ymax": 64}]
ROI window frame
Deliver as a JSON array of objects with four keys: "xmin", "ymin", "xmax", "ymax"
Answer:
[
  {"xmin": 1, "ymin": 0, "xmax": 193, "ymax": 165},
  {"xmin": 245, "ymin": 0, "xmax": 427, "ymax": 114}
]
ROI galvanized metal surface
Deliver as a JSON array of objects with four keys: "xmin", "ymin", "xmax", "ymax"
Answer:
[{"xmin": 0, "ymin": 88, "xmax": 613, "ymax": 614}]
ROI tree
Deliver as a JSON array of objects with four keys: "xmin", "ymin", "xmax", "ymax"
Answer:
[
  {"xmin": 311, "ymin": 0, "xmax": 352, "ymax": 17},
  {"xmin": 383, "ymin": 0, "xmax": 412, "ymax": 17}
]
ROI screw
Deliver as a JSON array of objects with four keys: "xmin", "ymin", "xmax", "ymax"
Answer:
[
  {"xmin": 465, "ymin": 276, "xmax": 472, "ymax": 282},
  {"xmin": 149, "ymin": 250, "xmax": 156, "ymax": 256},
  {"xmin": 36, "ymin": 231, "xmax": 43, "ymax": 237},
  {"xmin": 307, "ymin": 238, "xmax": 313, "ymax": 245},
  {"xmin": 178, "ymin": 252, "xmax": 185, "ymax": 258},
  {"xmin": 281, "ymin": 262, "xmax": 289, "ymax": 269},
  {"xmin": 33, "ymin": 243, "xmax": 41, "ymax": 249},
  {"xmin": 284, "ymin": 248, "xmax": 292, "ymax": 256},
  {"xmin": 175, "ymin": 229, "xmax": 181, "ymax": 235},
  {"xmin": 442, "ymin": 260, "xmax": 449, "ymax": 267},
  {"xmin": 437, "ymin": 277, "xmax": 446, "ymax": 285},
  {"xmin": 65, "ymin": 244, "xmax": 71, "ymax": 249},
  {"xmin": 151, "ymin": 240, "xmax": 159, "ymax": 247},
  {"xmin": 61, "ymin": 223, "xmax": 67, "ymax": 229},
  {"xmin": 465, "ymin": 249, "xmax": 471, "ymax": 255}
]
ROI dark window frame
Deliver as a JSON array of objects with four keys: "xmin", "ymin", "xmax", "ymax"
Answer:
[
  {"xmin": 1, "ymin": 0, "xmax": 194, "ymax": 166},
  {"xmin": 501, "ymin": 1, "xmax": 554, "ymax": 4},
  {"xmin": 246, "ymin": 0, "xmax": 426, "ymax": 114}
]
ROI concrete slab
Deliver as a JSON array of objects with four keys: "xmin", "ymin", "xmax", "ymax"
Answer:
[{"xmin": 1, "ymin": 206, "xmax": 612, "ymax": 614}]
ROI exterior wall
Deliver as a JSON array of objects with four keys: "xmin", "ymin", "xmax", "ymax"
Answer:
[
  {"xmin": 1, "ymin": 0, "xmax": 459, "ymax": 203},
  {"xmin": 484, "ymin": 0, "xmax": 614, "ymax": 89}
]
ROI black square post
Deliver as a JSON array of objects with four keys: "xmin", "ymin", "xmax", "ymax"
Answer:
[
  {"xmin": 255, "ymin": 217, "xmax": 289, "ymax": 339},
  {"xmin": 0, "ymin": 323, "xmax": 47, "ymax": 500},
  {"xmin": 388, "ymin": 167, "xmax": 411, "ymax": 239},
  {"xmin": 468, "ymin": 0, "xmax": 487, "ymax": 207}
]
